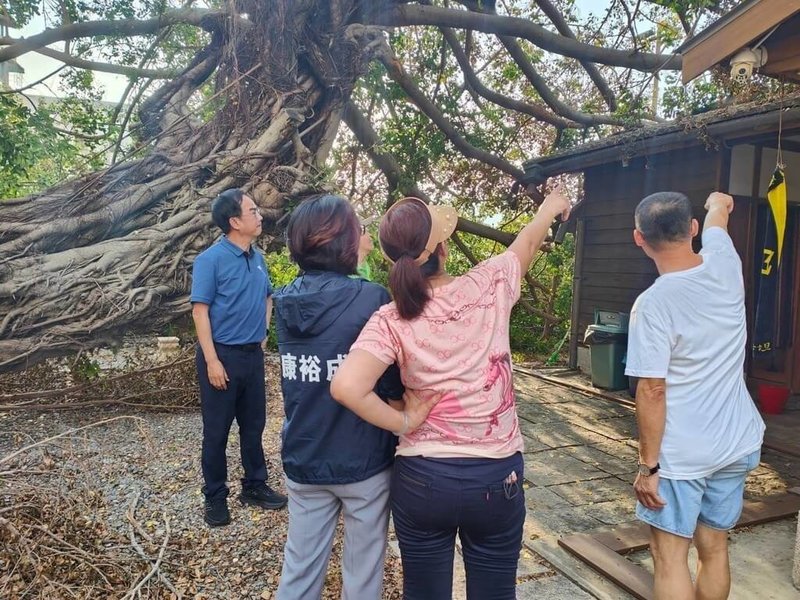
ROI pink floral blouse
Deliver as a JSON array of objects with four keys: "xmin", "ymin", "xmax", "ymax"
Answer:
[{"xmin": 351, "ymin": 252, "xmax": 525, "ymax": 458}]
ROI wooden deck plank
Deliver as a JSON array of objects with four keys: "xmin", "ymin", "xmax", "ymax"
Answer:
[
  {"xmin": 589, "ymin": 493, "xmax": 800, "ymax": 553},
  {"xmin": 591, "ymin": 523, "xmax": 650, "ymax": 554},
  {"xmin": 762, "ymin": 439, "xmax": 800, "ymax": 458},
  {"xmin": 559, "ymin": 492, "xmax": 800, "ymax": 599},
  {"xmin": 559, "ymin": 534, "xmax": 654, "ymax": 600},
  {"xmin": 762, "ymin": 412, "xmax": 800, "ymax": 458},
  {"xmin": 737, "ymin": 493, "xmax": 800, "ymax": 527}
]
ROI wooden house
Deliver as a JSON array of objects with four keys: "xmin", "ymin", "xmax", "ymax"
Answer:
[
  {"xmin": 520, "ymin": 4, "xmax": 800, "ymax": 596},
  {"xmin": 523, "ymin": 1, "xmax": 800, "ymax": 391},
  {"xmin": 679, "ymin": 0, "xmax": 800, "ymax": 85}
]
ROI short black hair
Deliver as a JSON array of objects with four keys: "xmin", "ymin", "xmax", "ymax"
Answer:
[
  {"xmin": 211, "ymin": 188, "xmax": 245, "ymax": 234},
  {"xmin": 286, "ymin": 194, "xmax": 359, "ymax": 275},
  {"xmin": 635, "ymin": 191, "xmax": 693, "ymax": 249}
]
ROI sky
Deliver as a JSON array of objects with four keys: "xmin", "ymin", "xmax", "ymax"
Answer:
[
  {"xmin": 11, "ymin": 24, "xmax": 128, "ymax": 101},
  {"xmin": 8, "ymin": 0, "xmax": 616, "ymax": 102}
]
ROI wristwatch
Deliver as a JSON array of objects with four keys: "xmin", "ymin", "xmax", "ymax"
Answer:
[{"xmin": 637, "ymin": 462, "xmax": 660, "ymax": 477}]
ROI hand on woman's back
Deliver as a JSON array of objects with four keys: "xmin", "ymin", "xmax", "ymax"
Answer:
[{"xmin": 403, "ymin": 389, "xmax": 446, "ymax": 432}]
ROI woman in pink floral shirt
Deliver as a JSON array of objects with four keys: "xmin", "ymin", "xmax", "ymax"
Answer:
[{"xmin": 331, "ymin": 187, "xmax": 570, "ymax": 599}]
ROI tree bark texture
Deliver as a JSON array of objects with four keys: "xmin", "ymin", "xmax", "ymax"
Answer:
[
  {"xmin": 0, "ymin": 0, "xmax": 684, "ymax": 371},
  {"xmin": 0, "ymin": 0, "xmax": 388, "ymax": 370}
]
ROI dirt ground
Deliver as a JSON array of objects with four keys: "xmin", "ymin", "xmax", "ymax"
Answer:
[
  {"xmin": 0, "ymin": 355, "xmax": 403, "ymax": 599},
  {"xmin": 3, "ymin": 351, "xmax": 800, "ymax": 599}
]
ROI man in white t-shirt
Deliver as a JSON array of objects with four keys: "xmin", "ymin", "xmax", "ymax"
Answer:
[{"xmin": 625, "ymin": 191, "xmax": 765, "ymax": 600}]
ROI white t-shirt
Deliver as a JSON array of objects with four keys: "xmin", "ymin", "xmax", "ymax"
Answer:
[{"xmin": 625, "ymin": 227, "xmax": 765, "ymax": 480}]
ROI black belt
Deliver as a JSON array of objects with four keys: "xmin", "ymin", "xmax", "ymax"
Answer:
[{"xmin": 214, "ymin": 342, "xmax": 261, "ymax": 352}]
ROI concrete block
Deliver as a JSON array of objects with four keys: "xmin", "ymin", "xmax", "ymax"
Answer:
[{"xmin": 794, "ymin": 511, "xmax": 800, "ymax": 590}]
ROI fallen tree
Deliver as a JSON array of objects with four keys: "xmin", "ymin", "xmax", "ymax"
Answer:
[{"xmin": 0, "ymin": 0, "xmax": 716, "ymax": 371}]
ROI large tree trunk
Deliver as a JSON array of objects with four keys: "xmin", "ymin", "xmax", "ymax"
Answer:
[
  {"xmin": 0, "ymin": 0, "xmax": 692, "ymax": 372},
  {"xmin": 0, "ymin": 0, "xmax": 383, "ymax": 371}
]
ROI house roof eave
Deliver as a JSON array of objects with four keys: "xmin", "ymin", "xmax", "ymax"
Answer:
[
  {"xmin": 675, "ymin": 0, "xmax": 761, "ymax": 54},
  {"xmin": 522, "ymin": 98, "xmax": 800, "ymax": 184}
]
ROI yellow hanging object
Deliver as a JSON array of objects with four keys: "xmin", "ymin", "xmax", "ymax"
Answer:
[{"xmin": 767, "ymin": 166, "xmax": 787, "ymax": 266}]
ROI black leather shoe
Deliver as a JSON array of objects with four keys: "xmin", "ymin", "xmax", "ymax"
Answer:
[
  {"xmin": 204, "ymin": 498, "xmax": 231, "ymax": 527},
  {"xmin": 239, "ymin": 484, "xmax": 287, "ymax": 510}
]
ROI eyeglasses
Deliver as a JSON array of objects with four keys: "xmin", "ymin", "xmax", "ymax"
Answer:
[
  {"xmin": 240, "ymin": 208, "xmax": 261, "ymax": 218},
  {"xmin": 360, "ymin": 224, "xmax": 367, "ymax": 235}
]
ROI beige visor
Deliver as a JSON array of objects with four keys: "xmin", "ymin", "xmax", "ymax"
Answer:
[{"xmin": 383, "ymin": 197, "xmax": 458, "ymax": 265}]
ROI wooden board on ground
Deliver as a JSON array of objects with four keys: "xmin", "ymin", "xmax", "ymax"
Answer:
[
  {"xmin": 739, "ymin": 493, "xmax": 800, "ymax": 527},
  {"xmin": 559, "ymin": 533, "xmax": 654, "ymax": 600},
  {"xmin": 558, "ymin": 492, "xmax": 800, "ymax": 600},
  {"xmin": 762, "ymin": 412, "xmax": 800, "ymax": 458},
  {"xmin": 590, "ymin": 523, "xmax": 651, "ymax": 554}
]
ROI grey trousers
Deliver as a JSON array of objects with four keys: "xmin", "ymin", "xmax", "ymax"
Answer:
[{"xmin": 276, "ymin": 468, "xmax": 391, "ymax": 600}]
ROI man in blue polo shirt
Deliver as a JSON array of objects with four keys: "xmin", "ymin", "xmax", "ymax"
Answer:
[{"xmin": 191, "ymin": 188, "xmax": 287, "ymax": 527}]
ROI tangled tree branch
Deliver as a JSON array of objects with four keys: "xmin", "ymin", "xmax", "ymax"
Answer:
[
  {"xmin": 343, "ymin": 100, "xmax": 430, "ymax": 201},
  {"xmin": 368, "ymin": 3, "xmax": 682, "ymax": 70},
  {"xmin": 439, "ymin": 26, "xmax": 577, "ymax": 128},
  {"xmin": 0, "ymin": 415, "xmax": 190, "ymax": 598},
  {"xmin": 532, "ymin": 0, "xmax": 617, "ymax": 111},
  {"xmin": 344, "ymin": 100, "xmax": 518, "ymax": 245},
  {"xmin": 33, "ymin": 47, "xmax": 176, "ymax": 79},
  {"xmin": 343, "ymin": 101, "xmax": 559, "ymax": 262},
  {"xmin": 124, "ymin": 492, "xmax": 176, "ymax": 599},
  {"xmin": 374, "ymin": 43, "xmax": 526, "ymax": 181},
  {"xmin": 0, "ymin": 8, "xmax": 245, "ymax": 63}
]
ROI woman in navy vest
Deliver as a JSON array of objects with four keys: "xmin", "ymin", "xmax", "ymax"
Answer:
[{"xmin": 273, "ymin": 194, "xmax": 404, "ymax": 600}]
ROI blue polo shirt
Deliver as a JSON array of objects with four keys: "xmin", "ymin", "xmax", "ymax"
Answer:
[{"xmin": 190, "ymin": 236, "xmax": 273, "ymax": 345}]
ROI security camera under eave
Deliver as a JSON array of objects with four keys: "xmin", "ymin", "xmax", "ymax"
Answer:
[{"xmin": 730, "ymin": 47, "xmax": 768, "ymax": 83}]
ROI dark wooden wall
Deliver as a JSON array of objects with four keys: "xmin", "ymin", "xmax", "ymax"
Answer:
[{"xmin": 573, "ymin": 146, "xmax": 722, "ymax": 345}]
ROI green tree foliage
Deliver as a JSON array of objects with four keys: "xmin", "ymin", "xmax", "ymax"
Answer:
[
  {"xmin": 0, "ymin": 93, "xmax": 111, "ymax": 197},
  {"xmin": 0, "ymin": 0, "xmax": 209, "ymax": 200}
]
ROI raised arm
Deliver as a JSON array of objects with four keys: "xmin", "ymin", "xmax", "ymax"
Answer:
[
  {"xmin": 508, "ymin": 183, "xmax": 572, "ymax": 272},
  {"xmin": 703, "ymin": 191, "xmax": 734, "ymax": 233}
]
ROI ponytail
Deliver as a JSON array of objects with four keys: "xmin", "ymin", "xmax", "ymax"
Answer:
[
  {"xmin": 388, "ymin": 250, "xmax": 441, "ymax": 320},
  {"xmin": 379, "ymin": 200, "xmax": 442, "ymax": 319}
]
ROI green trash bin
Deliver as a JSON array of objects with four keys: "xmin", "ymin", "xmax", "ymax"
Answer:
[{"xmin": 584, "ymin": 310, "xmax": 629, "ymax": 391}]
